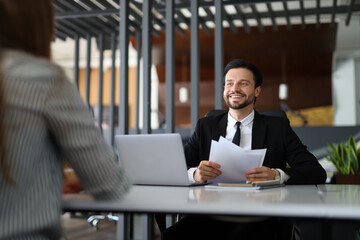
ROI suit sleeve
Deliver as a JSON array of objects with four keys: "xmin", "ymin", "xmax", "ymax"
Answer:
[
  {"xmin": 184, "ymin": 119, "xmax": 202, "ymax": 168},
  {"xmin": 281, "ymin": 118, "xmax": 327, "ymax": 184}
]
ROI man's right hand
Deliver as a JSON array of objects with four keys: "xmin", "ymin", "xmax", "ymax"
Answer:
[{"xmin": 194, "ymin": 161, "xmax": 222, "ymax": 183}]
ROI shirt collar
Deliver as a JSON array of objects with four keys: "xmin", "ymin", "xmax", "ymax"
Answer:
[{"xmin": 227, "ymin": 110, "xmax": 255, "ymax": 127}]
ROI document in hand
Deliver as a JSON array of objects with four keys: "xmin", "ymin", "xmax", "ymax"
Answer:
[{"xmin": 209, "ymin": 137, "xmax": 267, "ymax": 184}]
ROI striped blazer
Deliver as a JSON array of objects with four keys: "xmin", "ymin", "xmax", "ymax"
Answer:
[{"xmin": 0, "ymin": 50, "xmax": 131, "ymax": 239}]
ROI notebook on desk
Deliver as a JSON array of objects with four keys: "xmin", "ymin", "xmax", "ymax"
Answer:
[{"xmin": 115, "ymin": 133, "xmax": 207, "ymax": 187}]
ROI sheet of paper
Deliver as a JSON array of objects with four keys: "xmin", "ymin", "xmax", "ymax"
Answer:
[
  {"xmin": 209, "ymin": 137, "xmax": 266, "ymax": 184},
  {"xmin": 205, "ymin": 185, "xmax": 261, "ymax": 191}
]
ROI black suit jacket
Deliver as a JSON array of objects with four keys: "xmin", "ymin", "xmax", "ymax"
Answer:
[{"xmin": 184, "ymin": 110, "xmax": 327, "ymax": 184}]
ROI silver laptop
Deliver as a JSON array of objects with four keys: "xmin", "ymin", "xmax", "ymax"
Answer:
[{"xmin": 115, "ymin": 133, "xmax": 206, "ymax": 186}]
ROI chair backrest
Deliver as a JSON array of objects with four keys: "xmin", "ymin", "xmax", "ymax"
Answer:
[
  {"xmin": 259, "ymin": 109, "xmax": 287, "ymax": 118},
  {"xmin": 205, "ymin": 109, "xmax": 287, "ymax": 119},
  {"xmin": 205, "ymin": 109, "xmax": 227, "ymax": 117}
]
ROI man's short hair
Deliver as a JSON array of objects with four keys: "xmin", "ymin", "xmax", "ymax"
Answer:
[{"xmin": 223, "ymin": 59, "xmax": 263, "ymax": 88}]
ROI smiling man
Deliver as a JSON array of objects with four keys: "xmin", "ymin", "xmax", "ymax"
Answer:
[
  {"xmin": 162, "ymin": 59, "xmax": 326, "ymax": 240},
  {"xmin": 185, "ymin": 59, "xmax": 326, "ymax": 186}
]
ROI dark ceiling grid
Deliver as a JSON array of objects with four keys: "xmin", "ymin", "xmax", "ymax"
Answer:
[
  {"xmin": 128, "ymin": 7, "xmax": 146, "ymax": 33},
  {"xmin": 299, "ymin": 0, "xmax": 306, "ymax": 29},
  {"xmin": 174, "ymin": 9, "xmax": 190, "ymax": 27},
  {"xmin": 331, "ymin": 0, "xmax": 338, "ymax": 27},
  {"xmin": 316, "ymin": 0, "xmax": 321, "ymax": 28},
  {"xmin": 80, "ymin": 0, "xmax": 124, "ymax": 35},
  {"xmin": 54, "ymin": 3, "xmax": 101, "ymax": 38},
  {"xmin": 131, "ymin": 1, "xmax": 166, "ymax": 37},
  {"xmin": 92, "ymin": 0, "xmax": 122, "ymax": 24},
  {"xmin": 345, "ymin": 0, "xmax": 355, "ymax": 26},
  {"xmin": 228, "ymin": 4, "xmax": 360, "ymax": 27},
  {"xmin": 54, "ymin": 3, "xmax": 106, "ymax": 38},
  {"xmin": 173, "ymin": 3, "xmax": 211, "ymax": 35},
  {"xmin": 52, "ymin": 0, "xmax": 360, "ymax": 43},
  {"xmin": 202, "ymin": 6, "xmax": 218, "ymax": 34},
  {"xmin": 203, "ymin": 6, "xmax": 215, "ymax": 21},
  {"xmin": 266, "ymin": 2, "xmax": 278, "ymax": 31},
  {"xmin": 55, "ymin": 0, "xmax": 113, "ymax": 36},
  {"xmin": 83, "ymin": 1, "xmax": 127, "ymax": 37},
  {"xmin": 78, "ymin": 0, "xmax": 140, "ymax": 35},
  {"xmin": 151, "ymin": 0, "xmax": 186, "ymax": 35},
  {"xmin": 199, "ymin": 14, "xmax": 211, "ymax": 35},
  {"xmin": 234, "ymin": 4, "xmax": 251, "ymax": 33},
  {"xmin": 250, "ymin": 3, "xmax": 264, "ymax": 32},
  {"xmin": 223, "ymin": 6, "xmax": 239, "ymax": 34},
  {"xmin": 55, "ymin": 29, "xmax": 67, "ymax": 41},
  {"xmin": 282, "ymin": 1, "xmax": 292, "ymax": 30},
  {"xmin": 56, "ymin": 22, "xmax": 79, "ymax": 38}
]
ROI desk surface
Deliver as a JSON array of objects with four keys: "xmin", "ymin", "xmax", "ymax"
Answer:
[{"xmin": 63, "ymin": 184, "xmax": 360, "ymax": 220}]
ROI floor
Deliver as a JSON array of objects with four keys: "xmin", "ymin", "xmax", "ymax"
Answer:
[{"xmin": 61, "ymin": 213, "xmax": 161, "ymax": 240}]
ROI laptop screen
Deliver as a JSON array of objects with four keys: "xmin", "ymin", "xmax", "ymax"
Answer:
[{"xmin": 115, "ymin": 134, "xmax": 193, "ymax": 186}]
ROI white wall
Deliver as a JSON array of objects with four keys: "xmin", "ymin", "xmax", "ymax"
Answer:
[
  {"xmin": 333, "ymin": 16, "xmax": 360, "ymax": 125},
  {"xmin": 51, "ymin": 37, "xmax": 138, "ymax": 82},
  {"xmin": 333, "ymin": 58, "xmax": 357, "ymax": 125}
]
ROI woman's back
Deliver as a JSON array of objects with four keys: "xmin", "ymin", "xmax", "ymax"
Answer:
[
  {"xmin": 0, "ymin": 1, "xmax": 131, "ymax": 238},
  {"xmin": 0, "ymin": 50, "xmax": 131, "ymax": 239}
]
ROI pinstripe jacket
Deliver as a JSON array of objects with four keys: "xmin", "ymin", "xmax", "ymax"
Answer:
[{"xmin": 0, "ymin": 50, "xmax": 131, "ymax": 240}]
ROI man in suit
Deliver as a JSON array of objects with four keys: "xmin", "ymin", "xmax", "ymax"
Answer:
[{"xmin": 161, "ymin": 59, "xmax": 326, "ymax": 240}]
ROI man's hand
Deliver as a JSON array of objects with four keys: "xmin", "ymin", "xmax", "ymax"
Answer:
[
  {"xmin": 194, "ymin": 161, "xmax": 222, "ymax": 183},
  {"xmin": 63, "ymin": 169, "xmax": 83, "ymax": 193},
  {"xmin": 245, "ymin": 166, "xmax": 277, "ymax": 181}
]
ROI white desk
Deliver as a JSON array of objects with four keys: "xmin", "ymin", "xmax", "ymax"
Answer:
[{"xmin": 62, "ymin": 184, "xmax": 360, "ymax": 239}]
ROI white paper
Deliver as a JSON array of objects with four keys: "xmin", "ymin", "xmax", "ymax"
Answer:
[
  {"xmin": 205, "ymin": 185, "xmax": 261, "ymax": 191},
  {"xmin": 209, "ymin": 137, "xmax": 266, "ymax": 184}
]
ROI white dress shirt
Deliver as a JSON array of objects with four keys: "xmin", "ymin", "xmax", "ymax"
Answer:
[{"xmin": 188, "ymin": 110, "xmax": 289, "ymax": 183}]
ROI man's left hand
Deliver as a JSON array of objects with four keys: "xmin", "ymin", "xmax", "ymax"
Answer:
[{"xmin": 245, "ymin": 166, "xmax": 277, "ymax": 181}]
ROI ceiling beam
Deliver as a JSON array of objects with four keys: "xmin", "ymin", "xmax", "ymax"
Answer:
[
  {"xmin": 223, "ymin": 7, "xmax": 238, "ymax": 34},
  {"xmin": 250, "ymin": 4, "xmax": 264, "ymax": 32},
  {"xmin": 282, "ymin": 1, "xmax": 292, "ymax": 30},
  {"xmin": 331, "ymin": 0, "xmax": 338, "ymax": 27},
  {"xmin": 266, "ymin": 2, "xmax": 278, "ymax": 31},
  {"xmin": 234, "ymin": 4, "xmax": 250, "ymax": 33},
  {"xmin": 316, "ymin": 0, "xmax": 321, "ymax": 28},
  {"xmin": 345, "ymin": 0, "xmax": 355, "ymax": 26},
  {"xmin": 299, "ymin": 0, "xmax": 306, "ymax": 29}
]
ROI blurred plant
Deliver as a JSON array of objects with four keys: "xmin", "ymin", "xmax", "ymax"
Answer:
[{"xmin": 327, "ymin": 136, "xmax": 360, "ymax": 175}]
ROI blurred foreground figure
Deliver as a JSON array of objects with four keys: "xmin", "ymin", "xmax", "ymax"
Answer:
[{"xmin": 0, "ymin": 1, "xmax": 131, "ymax": 239}]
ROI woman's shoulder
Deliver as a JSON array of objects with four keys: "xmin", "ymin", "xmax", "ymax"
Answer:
[{"xmin": 2, "ymin": 49, "xmax": 64, "ymax": 81}]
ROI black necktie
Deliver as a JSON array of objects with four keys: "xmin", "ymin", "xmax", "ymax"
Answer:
[{"xmin": 232, "ymin": 122, "xmax": 241, "ymax": 146}]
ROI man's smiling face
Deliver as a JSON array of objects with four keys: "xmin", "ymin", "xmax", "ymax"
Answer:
[{"xmin": 223, "ymin": 67, "xmax": 261, "ymax": 110}]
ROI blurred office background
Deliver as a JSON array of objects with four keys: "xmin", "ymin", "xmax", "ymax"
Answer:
[
  {"xmin": 52, "ymin": 0, "xmax": 360, "ymax": 163},
  {"xmin": 54, "ymin": 1, "xmax": 360, "ymax": 238}
]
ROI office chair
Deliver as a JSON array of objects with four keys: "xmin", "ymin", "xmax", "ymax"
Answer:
[{"xmin": 87, "ymin": 213, "xmax": 120, "ymax": 229}]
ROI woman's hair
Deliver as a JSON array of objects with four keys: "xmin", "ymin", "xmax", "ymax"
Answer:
[
  {"xmin": 0, "ymin": 62, "xmax": 12, "ymax": 184},
  {"xmin": 0, "ymin": 0, "xmax": 55, "ymax": 59},
  {"xmin": 0, "ymin": 0, "xmax": 55, "ymax": 184}
]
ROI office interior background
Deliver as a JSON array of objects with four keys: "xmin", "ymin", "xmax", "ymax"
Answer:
[
  {"xmin": 52, "ymin": 0, "xmax": 360, "ymax": 164},
  {"xmin": 51, "ymin": 0, "xmax": 360, "ymax": 238}
]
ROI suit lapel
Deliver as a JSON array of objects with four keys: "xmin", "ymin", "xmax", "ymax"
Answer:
[
  {"xmin": 252, "ymin": 111, "xmax": 266, "ymax": 149},
  {"xmin": 212, "ymin": 113, "xmax": 227, "ymax": 141}
]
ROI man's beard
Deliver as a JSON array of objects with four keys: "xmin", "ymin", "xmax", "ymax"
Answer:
[{"xmin": 224, "ymin": 94, "xmax": 255, "ymax": 110}]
